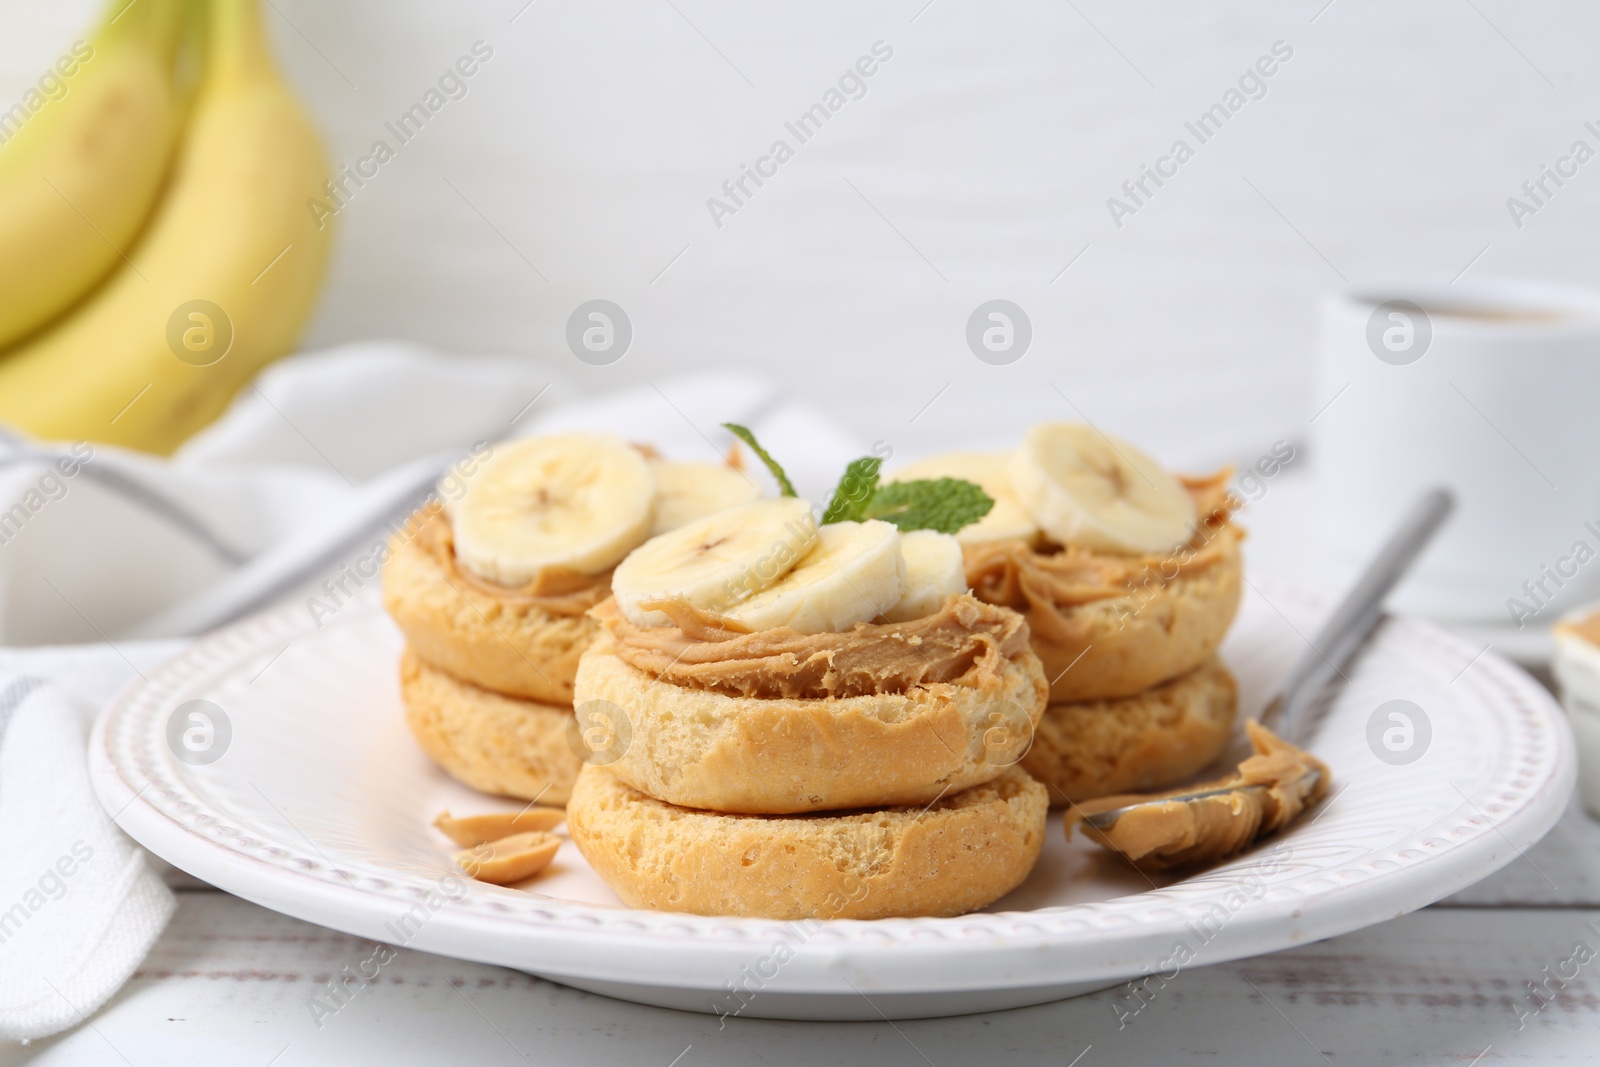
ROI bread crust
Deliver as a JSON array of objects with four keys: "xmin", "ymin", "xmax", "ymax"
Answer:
[
  {"xmin": 566, "ymin": 764, "xmax": 1048, "ymax": 919},
  {"xmin": 971, "ymin": 526, "xmax": 1242, "ymax": 703},
  {"xmin": 400, "ymin": 648, "xmax": 581, "ymax": 804},
  {"xmin": 382, "ymin": 508, "xmax": 601, "ymax": 705},
  {"xmin": 1021, "ymin": 657, "xmax": 1238, "ymax": 807},
  {"xmin": 573, "ymin": 635, "xmax": 1048, "ymax": 814}
]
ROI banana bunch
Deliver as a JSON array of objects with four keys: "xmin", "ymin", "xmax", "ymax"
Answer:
[
  {"xmin": 0, "ymin": 0, "xmax": 333, "ymax": 454},
  {"xmin": 888, "ymin": 423, "xmax": 1197, "ymax": 554},
  {"xmin": 0, "ymin": 0, "xmax": 185, "ymax": 348}
]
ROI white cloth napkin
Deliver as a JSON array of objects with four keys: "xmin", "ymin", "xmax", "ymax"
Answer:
[
  {"xmin": 0, "ymin": 342, "xmax": 869, "ymax": 1041},
  {"xmin": 0, "ymin": 642, "xmax": 180, "ymax": 1042}
]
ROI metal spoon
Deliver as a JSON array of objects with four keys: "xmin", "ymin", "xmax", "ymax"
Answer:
[{"xmin": 1082, "ymin": 487, "xmax": 1455, "ymax": 833}]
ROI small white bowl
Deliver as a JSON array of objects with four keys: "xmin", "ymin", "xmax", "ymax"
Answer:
[{"xmin": 1552, "ymin": 608, "xmax": 1600, "ymax": 817}]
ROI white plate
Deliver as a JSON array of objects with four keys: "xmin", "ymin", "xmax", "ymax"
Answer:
[
  {"xmin": 90, "ymin": 575, "xmax": 1575, "ymax": 1021},
  {"xmin": 1442, "ymin": 618, "xmax": 1553, "ymax": 667}
]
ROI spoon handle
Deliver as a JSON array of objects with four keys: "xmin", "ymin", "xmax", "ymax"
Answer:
[{"xmin": 1275, "ymin": 487, "xmax": 1455, "ymax": 741}]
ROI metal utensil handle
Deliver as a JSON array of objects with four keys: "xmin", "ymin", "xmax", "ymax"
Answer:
[
  {"xmin": 1277, "ymin": 487, "xmax": 1455, "ymax": 739},
  {"xmin": 124, "ymin": 452, "xmax": 455, "ymax": 639}
]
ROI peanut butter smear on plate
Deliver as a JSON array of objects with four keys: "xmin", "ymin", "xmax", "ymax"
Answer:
[{"xmin": 1066, "ymin": 720, "xmax": 1330, "ymax": 872}]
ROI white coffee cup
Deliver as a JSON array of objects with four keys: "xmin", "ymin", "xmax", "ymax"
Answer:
[{"xmin": 1313, "ymin": 278, "xmax": 1600, "ymax": 625}]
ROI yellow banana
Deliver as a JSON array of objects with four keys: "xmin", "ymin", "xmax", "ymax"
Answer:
[
  {"xmin": 0, "ymin": 0, "xmax": 334, "ymax": 454},
  {"xmin": 0, "ymin": 0, "xmax": 186, "ymax": 348}
]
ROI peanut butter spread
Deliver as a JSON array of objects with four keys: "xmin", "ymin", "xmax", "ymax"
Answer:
[
  {"xmin": 1560, "ymin": 612, "xmax": 1600, "ymax": 649},
  {"xmin": 412, "ymin": 504, "xmax": 611, "ymax": 616},
  {"xmin": 1068, "ymin": 721, "xmax": 1329, "ymax": 872},
  {"xmin": 965, "ymin": 471, "xmax": 1240, "ymax": 610},
  {"xmin": 592, "ymin": 593, "xmax": 1032, "ymax": 700}
]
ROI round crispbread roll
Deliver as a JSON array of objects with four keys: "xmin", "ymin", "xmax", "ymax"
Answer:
[
  {"xmin": 400, "ymin": 648, "xmax": 581, "ymax": 805},
  {"xmin": 975, "ymin": 525, "xmax": 1242, "ymax": 703},
  {"xmin": 566, "ymin": 764, "xmax": 1048, "ymax": 919},
  {"xmin": 382, "ymin": 507, "xmax": 602, "ymax": 706},
  {"xmin": 1021, "ymin": 656, "xmax": 1238, "ymax": 807},
  {"xmin": 572, "ymin": 635, "xmax": 1048, "ymax": 814}
]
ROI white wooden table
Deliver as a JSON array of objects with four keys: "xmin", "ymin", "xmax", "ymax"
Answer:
[{"xmin": 3, "ymin": 809, "xmax": 1597, "ymax": 1067}]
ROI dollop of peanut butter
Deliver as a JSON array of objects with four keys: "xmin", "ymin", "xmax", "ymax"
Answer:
[
  {"xmin": 592, "ymin": 593, "xmax": 1033, "ymax": 700},
  {"xmin": 964, "ymin": 471, "xmax": 1241, "ymax": 611},
  {"xmin": 1559, "ymin": 612, "xmax": 1600, "ymax": 649},
  {"xmin": 1067, "ymin": 720, "xmax": 1329, "ymax": 871},
  {"xmin": 411, "ymin": 503, "xmax": 612, "ymax": 616}
]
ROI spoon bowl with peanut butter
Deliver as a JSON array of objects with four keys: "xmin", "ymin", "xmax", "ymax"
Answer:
[{"xmin": 1067, "ymin": 488, "xmax": 1454, "ymax": 872}]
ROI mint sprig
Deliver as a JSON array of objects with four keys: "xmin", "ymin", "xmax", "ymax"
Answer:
[
  {"xmin": 861, "ymin": 477, "xmax": 993, "ymax": 534},
  {"xmin": 820, "ymin": 456, "xmax": 881, "ymax": 524},
  {"xmin": 722, "ymin": 422, "xmax": 796, "ymax": 497},
  {"xmin": 721, "ymin": 424, "xmax": 994, "ymax": 534}
]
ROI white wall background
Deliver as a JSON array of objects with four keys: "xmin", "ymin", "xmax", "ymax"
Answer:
[{"xmin": 4, "ymin": 0, "xmax": 1598, "ymax": 469}]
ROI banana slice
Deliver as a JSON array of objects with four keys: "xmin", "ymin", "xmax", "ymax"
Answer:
[
  {"xmin": 725, "ymin": 520, "xmax": 905, "ymax": 634},
  {"xmin": 612, "ymin": 497, "xmax": 820, "ymax": 627},
  {"xmin": 650, "ymin": 460, "xmax": 762, "ymax": 536},
  {"xmin": 446, "ymin": 433, "xmax": 655, "ymax": 586},
  {"xmin": 882, "ymin": 530, "xmax": 968, "ymax": 622},
  {"xmin": 1008, "ymin": 423, "xmax": 1194, "ymax": 555},
  {"xmin": 887, "ymin": 453, "xmax": 1040, "ymax": 544}
]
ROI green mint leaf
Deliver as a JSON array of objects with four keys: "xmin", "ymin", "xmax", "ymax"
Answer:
[
  {"xmin": 721, "ymin": 422, "xmax": 796, "ymax": 497},
  {"xmin": 821, "ymin": 456, "xmax": 882, "ymax": 524},
  {"xmin": 862, "ymin": 478, "xmax": 993, "ymax": 534}
]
